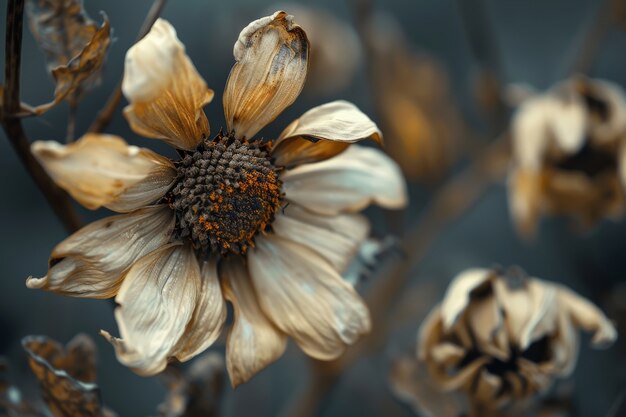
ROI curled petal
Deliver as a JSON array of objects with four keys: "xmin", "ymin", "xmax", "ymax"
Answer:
[
  {"xmin": 556, "ymin": 285, "xmax": 617, "ymax": 348},
  {"xmin": 173, "ymin": 258, "xmax": 227, "ymax": 362},
  {"xmin": 223, "ymin": 11, "xmax": 308, "ymax": 140},
  {"xmin": 272, "ymin": 204, "xmax": 369, "ymax": 273},
  {"xmin": 507, "ymin": 168, "xmax": 545, "ymax": 239},
  {"xmin": 440, "ymin": 268, "xmax": 492, "ymax": 330},
  {"xmin": 272, "ymin": 100, "xmax": 382, "ymax": 167},
  {"xmin": 26, "ymin": 206, "xmax": 174, "ymax": 298},
  {"xmin": 248, "ymin": 235, "xmax": 371, "ymax": 360},
  {"xmin": 282, "ymin": 145, "xmax": 407, "ymax": 215},
  {"xmin": 104, "ymin": 243, "xmax": 200, "ymax": 375},
  {"xmin": 123, "ymin": 18, "xmax": 213, "ymax": 150},
  {"xmin": 221, "ymin": 259, "xmax": 287, "ymax": 387},
  {"xmin": 32, "ymin": 134, "xmax": 176, "ymax": 212}
]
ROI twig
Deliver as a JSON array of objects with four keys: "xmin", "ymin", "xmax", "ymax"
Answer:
[
  {"xmin": 282, "ymin": 135, "xmax": 511, "ymax": 417},
  {"xmin": 66, "ymin": 96, "xmax": 78, "ymax": 142},
  {"xmin": 570, "ymin": 0, "xmax": 617, "ymax": 75},
  {"xmin": 1, "ymin": 0, "xmax": 82, "ymax": 233},
  {"xmin": 87, "ymin": 0, "xmax": 167, "ymax": 134},
  {"xmin": 456, "ymin": 0, "xmax": 508, "ymax": 133}
]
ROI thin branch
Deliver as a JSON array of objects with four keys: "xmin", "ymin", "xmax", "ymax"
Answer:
[
  {"xmin": 66, "ymin": 96, "xmax": 78, "ymax": 142},
  {"xmin": 570, "ymin": 0, "xmax": 616, "ymax": 75},
  {"xmin": 2, "ymin": 0, "xmax": 82, "ymax": 233},
  {"xmin": 282, "ymin": 136, "xmax": 511, "ymax": 417},
  {"xmin": 456, "ymin": 0, "xmax": 508, "ymax": 133},
  {"xmin": 87, "ymin": 0, "xmax": 167, "ymax": 134}
]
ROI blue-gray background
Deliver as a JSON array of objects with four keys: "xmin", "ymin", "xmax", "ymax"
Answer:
[{"xmin": 1, "ymin": 0, "xmax": 625, "ymax": 416}]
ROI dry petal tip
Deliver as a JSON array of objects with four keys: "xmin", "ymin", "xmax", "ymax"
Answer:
[
  {"xmin": 25, "ymin": 275, "xmax": 46, "ymax": 289},
  {"xmin": 122, "ymin": 18, "xmax": 183, "ymax": 103},
  {"xmin": 233, "ymin": 11, "xmax": 293, "ymax": 60}
]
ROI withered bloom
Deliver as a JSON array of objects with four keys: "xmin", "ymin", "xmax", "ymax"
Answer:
[
  {"xmin": 28, "ymin": 13, "xmax": 407, "ymax": 386},
  {"xmin": 418, "ymin": 268, "xmax": 616, "ymax": 413},
  {"xmin": 509, "ymin": 77, "xmax": 626, "ymax": 237}
]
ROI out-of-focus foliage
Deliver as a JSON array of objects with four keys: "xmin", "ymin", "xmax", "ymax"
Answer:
[
  {"xmin": 26, "ymin": 0, "xmax": 111, "ymax": 110},
  {"xmin": 22, "ymin": 334, "xmax": 117, "ymax": 417},
  {"xmin": 364, "ymin": 13, "xmax": 465, "ymax": 183},
  {"xmin": 156, "ymin": 353, "xmax": 225, "ymax": 417}
]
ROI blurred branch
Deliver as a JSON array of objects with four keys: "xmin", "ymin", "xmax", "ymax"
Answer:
[
  {"xmin": 570, "ymin": 0, "xmax": 618, "ymax": 75},
  {"xmin": 456, "ymin": 0, "xmax": 508, "ymax": 133},
  {"xmin": 1, "ymin": 0, "xmax": 82, "ymax": 233},
  {"xmin": 281, "ymin": 134, "xmax": 511, "ymax": 417},
  {"xmin": 87, "ymin": 0, "xmax": 167, "ymax": 134}
]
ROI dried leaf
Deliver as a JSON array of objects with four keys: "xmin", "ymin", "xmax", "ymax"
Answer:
[
  {"xmin": 26, "ymin": 0, "xmax": 111, "ymax": 110},
  {"xmin": 157, "ymin": 353, "xmax": 225, "ymax": 417},
  {"xmin": 22, "ymin": 334, "xmax": 112, "ymax": 417}
]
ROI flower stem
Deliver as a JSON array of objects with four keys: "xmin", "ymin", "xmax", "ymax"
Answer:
[
  {"xmin": 1, "ymin": 0, "xmax": 82, "ymax": 233},
  {"xmin": 87, "ymin": 0, "xmax": 168, "ymax": 134}
]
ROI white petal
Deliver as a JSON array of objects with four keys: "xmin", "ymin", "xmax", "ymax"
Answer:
[
  {"xmin": 122, "ymin": 19, "xmax": 183, "ymax": 103},
  {"xmin": 26, "ymin": 206, "xmax": 174, "ymax": 298},
  {"xmin": 122, "ymin": 19, "xmax": 213, "ymax": 150},
  {"xmin": 272, "ymin": 101, "xmax": 382, "ymax": 167},
  {"xmin": 440, "ymin": 268, "xmax": 492, "ymax": 330},
  {"xmin": 282, "ymin": 145, "xmax": 407, "ymax": 215},
  {"xmin": 248, "ymin": 235, "xmax": 371, "ymax": 360},
  {"xmin": 105, "ymin": 243, "xmax": 200, "ymax": 375},
  {"xmin": 223, "ymin": 11, "xmax": 308, "ymax": 140},
  {"xmin": 272, "ymin": 204, "xmax": 369, "ymax": 272},
  {"xmin": 221, "ymin": 259, "xmax": 287, "ymax": 387},
  {"xmin": 556, "ymin": 284, "xmax": 617, "ymax": 348},
  {"xmin": 173, "ymin": 258, "xmax": 227, "ymax": 362},
  {"xmin": 32, "ymin": 134, "xmax": 176, "ymax": 212}
]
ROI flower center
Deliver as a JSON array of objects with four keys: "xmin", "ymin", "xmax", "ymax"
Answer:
[{"xmin": 167, "ymin": 132, "xmax": 283, "ymax": 256}]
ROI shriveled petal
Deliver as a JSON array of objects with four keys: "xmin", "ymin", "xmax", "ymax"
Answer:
[
  {"xmin": 248, "ymin": 235, "xmax": 371, "ymax": 360},
  {"xmin": 493, "ymin": 277, "xmax": 558, "ymax": 350},
  {"xmin": 173, "ymin": 258, "xmax": 227, "ymax": 362},
  {"xmin": 26, "ymin": 206, "xmax": 174, "ymax": 298},
  {"xmin": 282, "ymin": 145, "xmax": 407, "ymax": 215},
  {"xmin": 272, "ymin": 101, "xmax": 382, "ymax": 167},
  {"xmin": 555, "ymin": 284, "xmax": 617, "ymax": 348},
  {"xmin": 32, "ymin": 134, "xmax": 176, "ymax": 212},
  {"xmin": 221, "ymin": 259, "xmax": 287, "ymax": 387},
  {"xmin": 512, "ymin": 94, "xmax": 585, "ymax": 169},
  {"xmin": 272, "ymin": 204, "xmax": 369, "ymax": 273},
  {"xmin": 123, "ymin": 18, "xmax": 213, "ymax": 150},
  {"xmin": 507, "ymin": 168, "xmax": 545, "ymax": 239},
  {"xmin": 440, "ymin": 268, "xmax": 492, "ymax": 330},
  {"xmin": 466, "ymin": 293, "xmax": 509, "ymax": 361},
  {"xmin": 223, "ymin": 11, "xmax": 308, "ymax": 140},
  {"xmin": 105, "ymin": 243, "xmax": 200, "ymax": 375}
]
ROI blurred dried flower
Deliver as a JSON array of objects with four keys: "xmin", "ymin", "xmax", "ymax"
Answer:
[
  {"xmin": 416, "ymin": 267, "xmax": 616, "ymax": 414},
  {"xmin": 0, "ymin": 358, "xmax": 42, "ymax": 417},
  {"xmin": 28, "ymin": 13, "xmax": 407, "ymax": 387},
  {"xmin": 26, "ymin": 0, "xmax": 111, "ymax": 109},
  {"xmin": 157, "ymin": 353, "xmax": 224, "ymax": 417},
  {"xmin": 364, "ymin": 13, "xmax": 464, "ymax": 182},
  {"xmin": 508, "ymin": 77, "xmax": 626, "ymax": 237},
  {"xmin": 22, "ymin": 334, "xmax": 117, "ymax": 417},
  {"xmin": 269, "ymin": 4, "xmax": 362, "ymax": 96}
]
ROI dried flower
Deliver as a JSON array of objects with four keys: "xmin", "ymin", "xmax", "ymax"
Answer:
[
  {"xmin": 508, "ymin": 77, "xmax": 626, "ymax": 237},
  {"xmin": 417, "ymin": 267, "xmax": 616, "ymax": 413},
  {"xmin": 28, "ymin": 13, "xmax": 407, "ymax": 386}
]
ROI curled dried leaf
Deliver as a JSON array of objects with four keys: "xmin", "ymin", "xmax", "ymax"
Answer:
[
  {"xmin": 22, "ymin": 334, "xmax": 114, "ymax": 417},
  {"xmin": 26, "ymin": 0, "xmax": 111, "ymax": 111}
]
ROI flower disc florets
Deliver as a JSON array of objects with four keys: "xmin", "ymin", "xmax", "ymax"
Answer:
[{"xmin": 168, "ymin": 132, "xmax": 283, "ymax": 256}]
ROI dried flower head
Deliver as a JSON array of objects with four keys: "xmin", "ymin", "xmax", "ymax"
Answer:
[
  {"xmin": 28, "ymin": 13, "xmax": 407, "ymax": 386},
  {"xmin": 418, "ymin": 267, "xmax": 616, "ymax": 413},
  {"xmin": 508, "ymin": 77, "xmax": 626, "ymax": 237}
]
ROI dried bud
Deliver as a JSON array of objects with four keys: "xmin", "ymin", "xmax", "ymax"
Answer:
[
  {"xmin": 508, "ymin": 77, "xmax": 626, "ymax": 237},
  {"xmin": 418, "ymin": 268, "xmax": 616, "ymax": 412}
]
